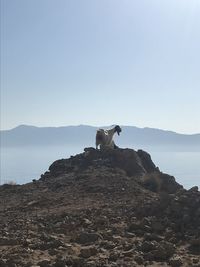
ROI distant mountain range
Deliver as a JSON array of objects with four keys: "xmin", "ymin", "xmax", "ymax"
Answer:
[{"xmin": 1, "ymin": 125, "xmax": 200, "ymax": 151}]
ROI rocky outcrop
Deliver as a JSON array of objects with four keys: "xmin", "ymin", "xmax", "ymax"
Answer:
[
  {"xmin": 42, "ymin": 148, "xmax": 182, "ymax": 195},
  {"xmin": 0, "ymin": 147, "xmax": 199, "ymax": 267},
  {"xmin": 47, "ymin": 147, "xmax": 156, "ymax": 176}
]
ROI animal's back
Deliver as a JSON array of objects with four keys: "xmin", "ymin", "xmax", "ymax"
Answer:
[{"xmin": 96, "ymin": 129, "xmax": 105, "ymax": 142}]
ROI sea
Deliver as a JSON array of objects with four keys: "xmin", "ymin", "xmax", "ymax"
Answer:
[{"xmin": 1, "ymin": 144, "xmax": 200, "ymax": 189}]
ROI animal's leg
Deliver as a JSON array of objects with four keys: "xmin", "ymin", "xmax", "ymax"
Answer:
[
  {"xmin": 112, "ymin": 141, "xmax": 119, "ymax": 149},
  {"xmin": 110, "ymin": 140, "xmax": 115, "ymax": 149},
  {"xmin": 100, "ymin": 144, "xmax": 106, "ymax": 150},
  {"xmin": 96, "ymin": 140, "xmax": 100, "ymax": 149}
]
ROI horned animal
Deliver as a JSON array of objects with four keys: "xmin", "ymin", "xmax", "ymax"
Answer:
[{"xmin": 95, "ymin": 125, "xmax": 122, "ymax": 150}]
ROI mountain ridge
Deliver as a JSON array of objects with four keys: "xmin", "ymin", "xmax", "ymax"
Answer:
[
  {"xmin": 1, "ymin": 124, "xmax": 200, "ymax": 150},
  {"xmin": 2, "ymin": 124, "xmax": 200, "ymax": 136}
]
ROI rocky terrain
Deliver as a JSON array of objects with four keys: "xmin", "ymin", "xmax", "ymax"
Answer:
[{"xmin": 0, "ymin": 147, "xmax": 200, "ymax": 267}]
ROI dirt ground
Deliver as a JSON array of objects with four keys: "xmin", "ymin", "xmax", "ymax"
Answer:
[{"xmin": 0, "ymin": 148, "xmax": 199, "ymax": 267}]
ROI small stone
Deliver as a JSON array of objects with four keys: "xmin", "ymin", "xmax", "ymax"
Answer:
[
  {"xmin": 85, "ymin": 261, "xmax": 96, "ymax": 267},
  {"xmin": 169, "ymin": 237, "xmax": 178, "ymax": 244},
  {"xmin": 144, "ymin": 233, "xmax": 163, "ymax": 242},
  {"xmin": 188, "ymin": 186, "xmax": 199, "ymax": 192},
  {"xmin": 83, "ymin": 218, "xmax": 92, "ymax": 225},
  {"xmin": 144, "ymin": 241, "xmax": 175, "ymax": 261},
  {"xmin": 169, "ymin": 256, "xmax": 183, "ymax": 267},
  {"xmin": 80, "ymin": 246, "xmax": 98, "ymax": 258},
  {"xmin": 75, "ymin": 232, "xmax": 102, "ymax": 244},
  {"xmin": 140, "ymin": 241, "xmax": 158, "ymax": 252},
  {"xmin": 100, "ymin": 240, "xmax": 115, "ymax": 249},
  {"xmin": 53, "ymin": 259, "xmax": 66, "ymax": 267},
  {"xmin": 134, "ymin": 255, "xmax": 144, "ymax": 265},
  {"xmin": 125, "ymin": 232, "xmax": 136, "ymax": 238},
  {"xmin": 128, "ymin": 222, "xmax": 141, "ymax": 232},
  {"xmin": 23, "ymin": 262, "xmax": 33, "ymax": 267},
  {"xmin": 122, "ymin": 249, "xmax": 134, "ymax": 257},
  {"xmin": 0, "ymin": 237, "xmax": 18, "ymax": 246},
  {"xmin": 109, "ymin": 251, "xmax": 120, "ymax": 262},
  {"xmin": 48, "ymin": 249, "xmax": 57, "ymax": 256},
  {"xmin": 193, "ymin": 258, "xmax": 199, "ymax": 264},
  {"xmin": 84, "ymin": 147, "xmax": 96, "ymax": 153},
  {"xmin": 66, "ymin": 256, "xmax": 85, "ymax": 266},
  {"xmin": 38, "ymin": 260, "xmax": 51, "ymax": 267}
]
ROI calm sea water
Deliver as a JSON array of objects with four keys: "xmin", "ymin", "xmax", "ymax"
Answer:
[{"xmin": 1, "ymin": 145, "xmax": 200, "ymax": 189}]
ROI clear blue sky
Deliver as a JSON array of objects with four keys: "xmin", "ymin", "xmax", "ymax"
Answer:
[{"xmin": 1, "ymin": 0, "xmax": 200, "ymax": 133}]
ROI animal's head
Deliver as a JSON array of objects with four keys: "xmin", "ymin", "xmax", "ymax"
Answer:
[{"xmin": 114, "ymin": 125, "xmax": 122, "ymax": 135}]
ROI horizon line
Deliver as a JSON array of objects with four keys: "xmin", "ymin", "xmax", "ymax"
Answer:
[{"xmin": 1, "ymin": 124, "xmax": 200, "ymax": 136}]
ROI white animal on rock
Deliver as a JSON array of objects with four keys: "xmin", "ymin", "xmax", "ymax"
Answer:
[{"xmin": 95, "ymin": 125, "xmax": 122, "ymax": 150}]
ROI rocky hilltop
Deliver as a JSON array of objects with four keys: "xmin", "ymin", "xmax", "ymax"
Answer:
[{"xmin": 0, "ymin": 148, "xmax": 200, "ymax": 267}]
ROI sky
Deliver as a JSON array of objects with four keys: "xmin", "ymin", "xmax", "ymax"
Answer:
[{"xmin": 1, "ymin": 0, "xmax": 200, "ymax": 134}]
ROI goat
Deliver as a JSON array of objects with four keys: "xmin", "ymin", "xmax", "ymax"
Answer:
[{"xmin": 95, "ymin": 125, "xmax": 122, "ymax": 150}]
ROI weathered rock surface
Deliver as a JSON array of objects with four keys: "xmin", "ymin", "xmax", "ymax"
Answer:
[{"xmin": 0, "ymin": 147, "xmax": 199, "ymax": 266}]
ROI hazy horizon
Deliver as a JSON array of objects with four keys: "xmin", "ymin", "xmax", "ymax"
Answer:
[
  {"xmin": 1, "ymin": 144, "xmax": 200, "ymax": 188},
  {"xmin": 1, "ymin": 123, "xmax": 200, "ymax": 135},
  {"xmin": 1, "ymin": 0, "xmax": 200, "ymax": 134}
]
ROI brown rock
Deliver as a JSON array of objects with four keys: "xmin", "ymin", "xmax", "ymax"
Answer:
[
  {"xmin": 80, "ymin": 246, "xmax": 98, "ymax": 258},
  {"xmin": 122, "ymin": 248, "xmax": 134, "ymax": 257},
  {"xmin": 75, "ymin": 232, "xmax": 102, "ymax": 245},
  {"xmin": 169, "ymin": 256, "xmax": 183, "ymax": 267},
  {"xmin": 134, "ymin": 255, "xmax": 144, "ymax": 265},
  {"xmin": 38, "ymin": 260, "xmax": 51, "ymax": 267},
  {"xmin": 140, "ymin": 241, "xmax": 158, "ymax": 252}
]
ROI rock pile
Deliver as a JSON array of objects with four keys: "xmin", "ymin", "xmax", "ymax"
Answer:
[{"xmin": 0, "ymin": 148, "xmax": 199, "ymax": 266}]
